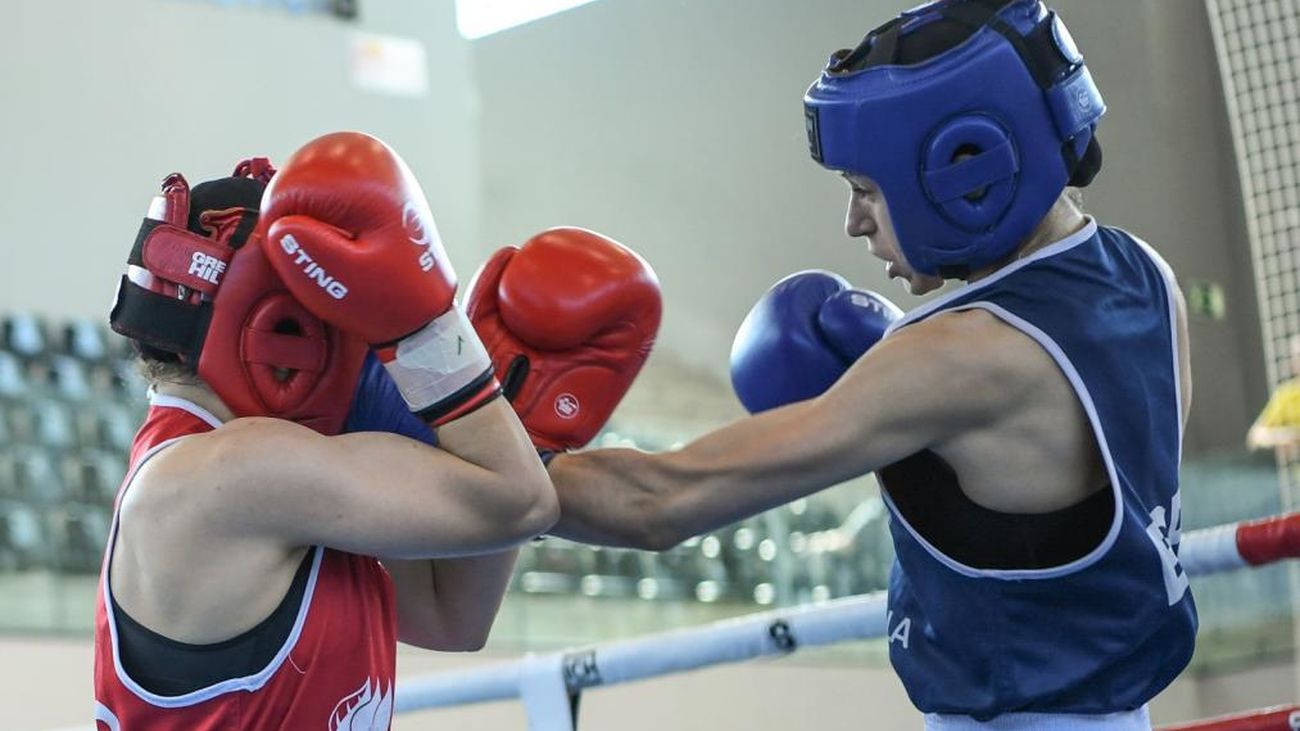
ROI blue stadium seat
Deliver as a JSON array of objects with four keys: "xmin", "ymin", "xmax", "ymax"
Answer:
[
  {"xmin": 0, "ymin": 501, "xmax": 47, "ymax": 571},
  {"xmin": 81, "ymin": 449, "xmax": 127, "ymax": 503},
  {"xmin": 96, "ymin": 402, "xmax": 137, "ymax": 452},
  {"xmin": 48, "ymin": 355, "xmax": 93, "ymax": 401},
  {"xmin": 33, "ymin": 398, "xmax": 76, "ymax": 450},
  {"xmin": 0, "ymin": 351, "xmax": 27, "ymax": 398},
  {"xmin": 110, "ymin": 359, "xmax": 149, "ymax": 402},
  {"xmin": 6, "ymin": 402, "xmax": 35, "ymax": 445},
  {"xmin": 2, "ymin": 313, "xmax": 47, "ymax": 359},
  {"xmin": 62, "ymin": 318, "xmax": 110, "ymax": 362},
  {"xmin": 54, "ymin": 503, "xmax": 110, "ymax": 574},
  {"xmin": 13, "ymin": 447, "xmax": 65, "ymax": 505}
]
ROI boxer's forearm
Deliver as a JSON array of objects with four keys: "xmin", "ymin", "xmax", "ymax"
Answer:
[
  {"xmin": 547, "ymin": 449, "xmax": 685, "ymax": 549},
  {"xmin": 547, "ymin": 443, "xmax": 811, "ymax": 551},
  {"xmin": 548, "ymin": 374, "xmax": 937, "ymax": 551},
  {"xmin": 387, "ymin": 551, "xmax": 520, "ymax": 651},
  {"xmin": 548, "ymin": 405, "xmax": 856, "ymax": 550},
  {"xmin": 426, "ymin": 551, "xmax": 519, "ymax": 649}
]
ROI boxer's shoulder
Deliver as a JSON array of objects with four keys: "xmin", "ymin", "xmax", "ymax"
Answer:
[
  {"xmin": 896, "ymin": 308, "xmax": 993, "ymax": 342},
  {"xmin": 126, "ymin": 417, "xmax": 319, "ymax": 524},
  {"xmin": 881, "ymin": 309, "xmax": 1049, "ymax": 390}
]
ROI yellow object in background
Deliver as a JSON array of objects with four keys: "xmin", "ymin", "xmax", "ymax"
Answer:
[
  {"xmin": 1255, "ymin": 380, "xmax": 1300, "ymax": 427},
  {"xmin": 1247, "ymin": 379, "xmax": 1300, "ymax": 449}
]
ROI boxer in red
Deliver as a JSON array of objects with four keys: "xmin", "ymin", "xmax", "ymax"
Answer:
[{"xmin": 94, "ymin": 132, "xmax": 659, "ymax": 730}]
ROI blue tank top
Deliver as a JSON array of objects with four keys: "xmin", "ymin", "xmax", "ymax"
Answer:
[{"xmin": 879, "ymin": 220, "xmax": 1197, "ymax": 718}]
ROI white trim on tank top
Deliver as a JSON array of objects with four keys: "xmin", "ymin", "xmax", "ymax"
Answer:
[
  {"xmin": 103, "ymin": 395, "xmax": 326, "ymax": 708},
  {"xmin": 879, "ymin": 301, "xmax": 1125, "ymax": 580},
  {"xmin": 885, "ymin": 218, "xmax": 1099, "ymax": 337},
  {"xmin": 877, "ymin": 219, "xmax": 1184, "ymax": 580}
]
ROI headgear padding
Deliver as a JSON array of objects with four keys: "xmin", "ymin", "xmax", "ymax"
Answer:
[
  {"xmin": 109, "ymin": 159, "xmax": 367, "ymax": 434},
  {"xmin": 804, "ymin": 0, "xmax": 1105, "ymax": 278}
]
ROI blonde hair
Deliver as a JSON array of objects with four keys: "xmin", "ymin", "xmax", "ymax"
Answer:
[{"xmin": 1064, "ymin": 186, "xmax": 1086, "ymax": 211}]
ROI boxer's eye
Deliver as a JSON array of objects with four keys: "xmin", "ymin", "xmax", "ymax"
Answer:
[{"xmin": 842, "ymin": 173, "xmax": 878, "ymax": 200}]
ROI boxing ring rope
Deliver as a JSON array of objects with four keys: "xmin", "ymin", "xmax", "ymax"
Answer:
[
  {"xmin": 395, "ymin": 513, "xmax": 1300, "ymax": 730},
  {"xmin": 1159, "ymin": 706, "xmax": 1299, "ymax": 731}
]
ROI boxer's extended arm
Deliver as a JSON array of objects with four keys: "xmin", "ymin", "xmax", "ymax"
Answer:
[
  {"xmin": 200, "ymin": 398, "xmax": 556, "ymax": 559},
  {"xmin": 550, "ymin": 313, "xmax": 1016, "ymax": 549}
]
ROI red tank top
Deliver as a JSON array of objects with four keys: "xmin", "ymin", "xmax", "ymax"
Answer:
[{"xmin": 93, "ymin": 394, "xmax": 397, "ymax": 730}]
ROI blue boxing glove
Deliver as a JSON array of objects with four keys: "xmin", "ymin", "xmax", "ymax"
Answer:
[
  {"xmin": 343, "ymin": 352, "xmax": 438, "ymax": 446},
  {"xmin": 730, "ymin": 270, "xmax": 902, "ymax": 414}
]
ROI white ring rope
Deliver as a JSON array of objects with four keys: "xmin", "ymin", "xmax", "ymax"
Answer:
[{"xmin": 395, "ymin": 512, "xmax": 1300, "ymax": 716}]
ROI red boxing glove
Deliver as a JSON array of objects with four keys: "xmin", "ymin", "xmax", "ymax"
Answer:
[
  {"xmin": 466, "ymin": 228, "xmax": 662, "ymax": 451},
  {"xmin": 260, "ymin": 131, "xmax": 497, "ymax": 424}
]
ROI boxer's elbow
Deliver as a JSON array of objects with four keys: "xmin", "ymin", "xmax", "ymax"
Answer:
[
  {"xmin": 498, "ymin": 465, "xmax": 559, "ymax": 542},
  {"xmin": 430, "ymin": 629, "xmax": 491, "ymax": 653},
  {"xmin": 401, "ymin": 622, "xmax": 491, "ymax": 653},
  {"xmin": 519, "ymin": 479, "xmax": 560, "ymax": 539},
  {"xmin": 449, "ymin": 636, "xmax": 490, "ymax": 653}
]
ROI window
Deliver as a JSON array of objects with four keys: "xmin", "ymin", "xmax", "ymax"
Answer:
[{"xmin": 455, "ymin": 0, "xmax": 602, "ymax": 40}]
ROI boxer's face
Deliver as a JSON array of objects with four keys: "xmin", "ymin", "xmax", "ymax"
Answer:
[{"xmin": 842, "ymin": 173, "xmax": 943, "ymax": 296}]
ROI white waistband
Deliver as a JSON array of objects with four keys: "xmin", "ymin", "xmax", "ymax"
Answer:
[{"xmin": 925, "ymin": 706, "xmax": 1150, "ymax": 731}]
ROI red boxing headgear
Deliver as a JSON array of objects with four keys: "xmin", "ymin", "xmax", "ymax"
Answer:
[{"xmin": 109, "ymin": 159, "xmax": 367, "ymax": 434}]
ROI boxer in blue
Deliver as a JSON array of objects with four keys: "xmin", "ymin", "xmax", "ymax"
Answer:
[{"xmin": 487, "ymin": 1, "xmax": 1197, "ymax": 727}]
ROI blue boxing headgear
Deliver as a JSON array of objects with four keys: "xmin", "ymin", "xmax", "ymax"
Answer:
[{"xmin": 804, "ymin": 0, "xmax": 1105, "ymax": 278}]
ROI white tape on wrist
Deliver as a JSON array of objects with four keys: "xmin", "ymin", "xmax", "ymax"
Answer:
[{"xmin": 384, "ymin": 307, "xmax": 493, "ymax": 412}]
